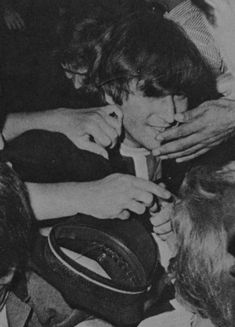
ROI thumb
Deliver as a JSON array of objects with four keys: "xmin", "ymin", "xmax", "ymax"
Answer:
[
  {"xmin": 76, "ymin": 138, "xmax": 109, "ymax": 159},
  {"xmin": 175, "ymin": 106, "xmax": 204, "ymax": 123}
]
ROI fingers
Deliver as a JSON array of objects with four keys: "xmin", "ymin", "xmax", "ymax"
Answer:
[
  {"xmin": 153, "ymin": 131, "xmax": 200, "ymax": 157},
  {"xmin": 127, "ymin": 200, "xmax": 146, "ymax": 215},
  {"xmin": 132, "ymin": 176, "xmax": 171, "ymax": 200},
  {"xmin": 158, "ymin": 136, "xmax": 221, "ymax": 161},
  {"xmin": 5, "ymin": 13, "xmax": 25, "ymax": 30},
  {"xmin": 150, "ymin": 202, "xmax": 173, "ymax": 227},
  {"xmin": 174, "ymin": 95, "xmax": 188, "ymax": 114},
  {"xmin": 158, "ymin": 141, "xmax": 205, "ymax": 160},
  {"xmin": 15, "ymin": 13, "xmax": 25, "ymax": 29},
  {"xmin": 175, "ymin": 148, "xmax": 210, "ymax": 162},
  {"xmin": 150, "ymin": 202, "xmax": 174, "ymax": 240},
  {"xmin": 174, "ymin": 106, "xmax": 205, "ymax": 123},
  {"xmin": 85, "ymin": 114, "xmax": 119, "ymax": 148},
  {"xmin": 99, "ymin": 105, "xmax": 123, "ymax": 138},
  {"xmin": 5, "ymin": 18, "xmax": 15, "ymax": 30},
  {"xmin": 100, "ymin": 105, "xmax": 123, "ymax": 122},
  {"xmin": 117, "ymin": 210, "xmax": 130, "ymax": 220},
  {"xmin": 75, "ymin": 137, "xmax": 109, "ymax": 158},
  {"xmin": 132, "ymin": 189, "xmax": 154, "ymax": 207},
  {"xmin": 155, "ymin": 122, "xmax": 198, "ymax": 147}
]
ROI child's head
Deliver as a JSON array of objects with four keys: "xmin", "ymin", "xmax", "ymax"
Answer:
[
  {"xmin": 170, "ymin": 162, "xmax": 235, "ymax": 327},
  {"xmin": 0, "ymin": 163, "xmax": 34, "ymax": 288}
]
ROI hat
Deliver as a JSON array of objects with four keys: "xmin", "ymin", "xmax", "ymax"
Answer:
[{"xmin": 31, "ymin": 215, "xmax": 162, "ymax": 326}]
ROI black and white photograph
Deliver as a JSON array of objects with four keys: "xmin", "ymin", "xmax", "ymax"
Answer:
[{"xmin": 0, "ymin": 0, "xmax": 234, "ymax": 326}]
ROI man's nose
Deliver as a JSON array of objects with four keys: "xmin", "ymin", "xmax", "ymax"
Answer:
[{"xmin": 160, "ymin": 95, "xmax": 175, "ymax": 124}]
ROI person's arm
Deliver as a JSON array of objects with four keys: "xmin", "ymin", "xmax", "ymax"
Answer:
[
  {"xmin": 152, "ymin": 98, "xmax": 235, "ymax": 162},
  {"xmin": 1, "ymin": 0, "xmax": 25, "ymax": 30},
  {"xmin": 3, "ymin": 106, "xmax": 122, "ymax": 158},
  {"xmin": 26, "ymin": 174, "xmax": 171, "ymax": 221}
]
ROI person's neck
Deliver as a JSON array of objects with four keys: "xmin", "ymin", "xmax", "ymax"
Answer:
[{"xmin": 167, "ymin": 0, "xmax": 186, "ymax": 11}]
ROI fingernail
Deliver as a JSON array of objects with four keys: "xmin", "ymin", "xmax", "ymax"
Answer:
[
  {"xmin": 175, "ymin": 113, "xmax": 184, "ymax": 122},
  {"xmin": 156, "ymin": 135, "xmax": 164, "ymax": 141},
  {"xmin": 153, "ymin": 149, "xmax": 160, "ymax": 156},
  {"xmin": 160, "ymin": 155, "xmax": 168, "ymax": 160},
  {"xmin": 176, "ymin": 158, "xmax": 183, "ymax": 163}
]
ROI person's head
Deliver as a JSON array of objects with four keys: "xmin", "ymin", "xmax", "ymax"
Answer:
[
  {"xmin": 61, "ymin": 18, "xmax": 108, "ymax": 90},
  {"xmin": 0, "ymin": 163, "xmax": 34, "ymax": 295},
  {"xmin": 62, "ymin": 2, "xmax": 165, "ymax": 90},
  {"xmin": 64, "ymin": 13, "xmax": 218, "ymax": 150},
  {"xmin": 170, "ymin": 162, "xmax": 235, "ymax": 327}
]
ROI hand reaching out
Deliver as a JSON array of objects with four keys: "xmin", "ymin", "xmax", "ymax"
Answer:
[
  {"xmin": 78, "ymin": 173, "xmax": 171, "ymax": 220},
  {"xmin": 153, "ymin": 98, "xmax": 235, "ymax": 162},
  {"xmin": 52, "ymin": 106, "xmax": 123, "ymax": 158},
  {"xmin": 150, "ymin": 200, "xmax": 174, "ymax": 241},
  {"xmin": 4, "ymin": 9, "xmax": 25, "ymax": 30}
]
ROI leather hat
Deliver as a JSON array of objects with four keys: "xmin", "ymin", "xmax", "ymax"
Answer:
[{"xmin": 31, "ymin": 215, "xmax": 162, "ymax": 326}]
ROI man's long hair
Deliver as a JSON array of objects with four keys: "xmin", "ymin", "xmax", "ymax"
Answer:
[
  {"xmin": 65, "ymin": 12, "xmax": 219, "ymax": 107},
  {"xmin": 170, "ymin": 163, "xmax": 235, "ymax": 327}
]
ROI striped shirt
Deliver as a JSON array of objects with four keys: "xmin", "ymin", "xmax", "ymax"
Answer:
[{"xmin": 166, "ymin": 0, "xmax": 224, "ymax": 76}]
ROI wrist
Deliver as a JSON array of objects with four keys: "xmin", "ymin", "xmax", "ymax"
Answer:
[{"xmin": 3, "ymin": 110, "xmax": 66, "ymax": 141}]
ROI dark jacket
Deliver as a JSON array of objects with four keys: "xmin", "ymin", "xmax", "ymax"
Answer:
[{"xmin": 6, "ymin": 272, "xmax": 89, "ymax": 327}]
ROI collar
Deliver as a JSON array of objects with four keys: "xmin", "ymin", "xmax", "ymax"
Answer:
[{"xmin": 120, "ymin": 143, "xmax": 150, "ymax": 157}]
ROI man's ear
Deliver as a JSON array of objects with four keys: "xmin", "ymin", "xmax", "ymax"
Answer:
[{"xmin": 0, "ymin": 267, "xmax": 15, "ymax": 286}]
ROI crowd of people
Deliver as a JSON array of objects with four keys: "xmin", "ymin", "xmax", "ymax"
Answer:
[{"xmin": 0, "ymin": 0, "xmax": 235, "ymax": 326}]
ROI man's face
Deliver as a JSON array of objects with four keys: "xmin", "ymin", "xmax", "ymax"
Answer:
[{"xmin": 120, "ymin": 83, "xmax": 188, "ymax": 150}]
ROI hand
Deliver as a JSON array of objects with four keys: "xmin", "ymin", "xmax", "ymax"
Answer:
[
  {"xmin": 152, "ymin": 98, "xmax": 235, "ymax": 162},
  {"xmin": 217, "ymin": 72, "xmax": 235, "ymax": 99},
  {"xmin": 4, "ymin": 9, "xmax": 25, "ymax": 30},
  {"xmin": 150, "ymin": 201, "xmax": 174, "ymax": 241},
  {"xmin": 79, "ymin": 173, "xmax": 171, "ymax": 220},
  {"xmin": 54, "ymin": 106, "xmax": 123, "ymax": 158}
]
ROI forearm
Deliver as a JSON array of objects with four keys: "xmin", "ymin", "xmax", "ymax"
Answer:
[
  {"xmin": 26, "ymin": 182, "xmax": 92, "ymax": 221},
  {"xmin": 3, "ymin": 109, "xmax": 63, "ymax": 141}
]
